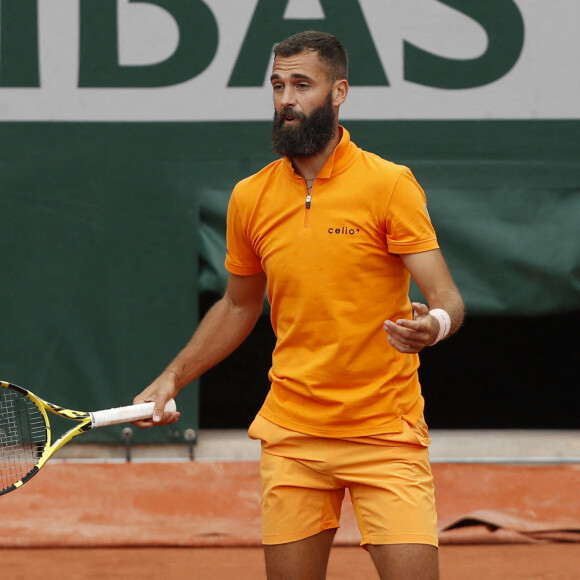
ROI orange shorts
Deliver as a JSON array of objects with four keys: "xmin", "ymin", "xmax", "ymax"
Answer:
[{"xmin": 248, "ymin": 414, "xmax": 438, "ymax": 547}]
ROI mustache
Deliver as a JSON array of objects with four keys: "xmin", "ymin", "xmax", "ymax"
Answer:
[{"xmin": 274, "ymin": 107, "xmax": 307, "ymax": 127}]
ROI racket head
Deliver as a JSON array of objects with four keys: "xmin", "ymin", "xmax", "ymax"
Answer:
[{"xmin": 1, "ymin": 381, "xmax": 51, "ymax": 495}]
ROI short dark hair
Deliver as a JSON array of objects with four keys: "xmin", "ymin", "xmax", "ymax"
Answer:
[{"xmin": 273, "ymin": 30, "xmax": 348, "ymax": 82}]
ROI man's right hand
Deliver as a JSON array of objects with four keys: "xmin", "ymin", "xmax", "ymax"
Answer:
[{"xmin": 132, "ymin": 370, "xmax": 181, "ymax": 428}]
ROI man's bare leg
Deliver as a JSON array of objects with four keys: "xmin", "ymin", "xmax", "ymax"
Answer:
[
  {"xmin": 367, "ymin": 543, "xmax": 439, "ymax": 580},
  {"xmin": 264, "ymin": 528, "xmax": 337, "ymax": 580}
]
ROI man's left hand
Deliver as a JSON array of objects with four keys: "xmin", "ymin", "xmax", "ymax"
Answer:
[{"xmin": 382, "ymin": 302, "xmax": 439, "ymax": 353}]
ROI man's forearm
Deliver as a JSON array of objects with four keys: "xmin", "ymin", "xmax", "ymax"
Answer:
[
  {"xmin": 166, "ymin": 295, "xmax": 263, "ymax": 390},
  {"xmin": 428, "ymin": 289, "xmax": 465, "ymax": 337}
]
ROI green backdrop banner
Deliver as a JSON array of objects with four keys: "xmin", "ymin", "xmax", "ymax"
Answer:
[{"xmin": 0, "ymin": 120, "xmax": 579, "ymax": 439}]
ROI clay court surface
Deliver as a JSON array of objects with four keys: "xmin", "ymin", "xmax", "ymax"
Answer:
[
  {"xmin": 1, "ymin": 544, "xmax": 579, "ymax": 579},
  {"xmin": 2, "ymin": 459, "xmax": 579, "ymax": 578}
]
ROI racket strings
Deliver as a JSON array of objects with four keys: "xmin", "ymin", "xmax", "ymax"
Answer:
[{"xmin": 0, "ymin": 389, "xmax": 47, "ymax": 492}]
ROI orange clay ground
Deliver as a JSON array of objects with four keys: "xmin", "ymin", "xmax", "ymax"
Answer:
[{"xmin": 1, "ymin": 462, "xmax": 579, "ymax": 579}]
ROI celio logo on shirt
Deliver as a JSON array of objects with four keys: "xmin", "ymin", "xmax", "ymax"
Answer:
[{"xmin": 328, "ymin": 226, "xmax": 360, "ymax": 235}]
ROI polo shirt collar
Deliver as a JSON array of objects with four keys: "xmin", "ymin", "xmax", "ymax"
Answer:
[{"xmin": 282, "ymin": 125, "xmax": 354, "ymax": 180}]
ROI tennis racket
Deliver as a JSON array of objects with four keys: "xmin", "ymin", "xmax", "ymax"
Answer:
[{"xmin": 0, "ymin": 380, "xmax": 176, "ymax": 495}]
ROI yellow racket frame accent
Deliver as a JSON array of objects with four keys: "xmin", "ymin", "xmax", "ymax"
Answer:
[{"xmin": 1, "ymin": 380, "xmax": 92, "ymax": 493}]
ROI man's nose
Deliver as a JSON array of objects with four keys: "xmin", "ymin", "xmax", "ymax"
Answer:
[{"xmin": 280, "ymin": 86, "xmax": 296, "ymax": 108}]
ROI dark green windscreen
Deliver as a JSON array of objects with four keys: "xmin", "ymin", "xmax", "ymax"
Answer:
[{"xmin": 1, "ymin": 120, "xmax": 578, "ymax": 440}]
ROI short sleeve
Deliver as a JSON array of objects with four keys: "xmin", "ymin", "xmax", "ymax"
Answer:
[
  {"xmin": 224, "ymin": 191, "xmax": 263, "ymax": 275},
  {"xmin": 385, "ymin": 169, "xmax": 439, "ymax": 254}
]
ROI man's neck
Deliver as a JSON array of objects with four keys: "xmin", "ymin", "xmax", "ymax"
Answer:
[{"xmin": 290, "ymin": 126, "xmax": 341, "ymax": 181}]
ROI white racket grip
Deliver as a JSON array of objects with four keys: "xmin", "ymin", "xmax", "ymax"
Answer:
[{"xmin": 90, "ymin": 399, "xmax": 177, "ymax": 428}]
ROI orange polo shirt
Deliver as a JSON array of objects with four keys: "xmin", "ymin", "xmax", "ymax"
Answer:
[{"xmin": 225, "ymin": 127, "xmax": 439, "ymax": 437}]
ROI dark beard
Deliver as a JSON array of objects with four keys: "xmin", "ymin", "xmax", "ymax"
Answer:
[{"xmin": 271, "ymin": 93, "xmax": 336, "ymax": 158}]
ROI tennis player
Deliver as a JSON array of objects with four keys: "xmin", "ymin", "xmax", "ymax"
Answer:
[{"xmin": 134, "ymin": 30, "xmax": 464, "ymax": 580}]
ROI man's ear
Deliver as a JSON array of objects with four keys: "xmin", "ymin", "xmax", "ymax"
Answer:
[{"xmin": 333, "ymin": 79, "xmax": 349, "ymax": 107}]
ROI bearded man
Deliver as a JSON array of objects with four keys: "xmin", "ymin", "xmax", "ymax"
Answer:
[{"xmin": 133, "ymin": 30, "xmax": 464, "ymax": 580}]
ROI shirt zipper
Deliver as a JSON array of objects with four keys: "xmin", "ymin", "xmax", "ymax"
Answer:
[{"xmin": 304, "ymin": 183, "xmax": 312, "ymax": 227}]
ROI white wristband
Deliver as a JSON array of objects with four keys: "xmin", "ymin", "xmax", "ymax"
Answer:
[{"xmin": 429, "ymin": 309, "xmax": 451, "ymax": 344}]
